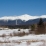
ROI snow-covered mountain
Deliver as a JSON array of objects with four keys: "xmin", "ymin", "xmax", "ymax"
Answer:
[
  {"xmin": 0, "ymin": 14, "xmax": 39, "ymax": 21},
  {"xmin": 0, "ymin": 14, "xmax": 46, "ymax": 21},
  {"xmin": 0, "ymin": 14, "xmax": 46, "ymax": 25}
]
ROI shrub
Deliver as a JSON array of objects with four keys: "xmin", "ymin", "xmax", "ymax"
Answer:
[{"xmin": 2, "ymin": 34, "xmax": 6, "ymax": 37}]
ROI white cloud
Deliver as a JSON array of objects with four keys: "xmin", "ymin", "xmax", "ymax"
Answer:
[{"xmin": 0, "ymin": 14, "xmax": 46, "ymax": 21}]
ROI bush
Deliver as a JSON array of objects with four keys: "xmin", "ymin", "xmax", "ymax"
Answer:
[{"xmin": 2, "ymin": 34, "xmax": 6, "ymax": 37}]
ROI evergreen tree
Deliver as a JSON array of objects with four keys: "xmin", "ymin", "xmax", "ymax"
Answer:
[
  {"xmin": 38, "ymin": 18, "xmax": 44, "ymax": 26},
  {"xmin": 31, "ymin": 24, "xmax": 35, "ymax": 31},
  {"xmin": 35, "ymin": 18, "xmax": 45, "ymax": 34}
]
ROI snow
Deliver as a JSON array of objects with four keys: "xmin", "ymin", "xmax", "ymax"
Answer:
[
  {"xmin": 0, "ymin": 14, "xmax": 46, "ymax": 21},
  {"xmin": 9, "ymin": 34, "xmax": 46, "ymax": 41},
  {"xmin": 0, "ymin": 29, "xmax": 46, "ymax": 46},
  {"xmin": 0, "ymin": 29, "xmax": 29, "ymax": 35}
]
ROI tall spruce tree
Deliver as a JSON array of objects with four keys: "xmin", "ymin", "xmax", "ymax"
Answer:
[
  {"xmin": 38, "ymin": 18, "xmax": 44, "ymax": 25},
  {"xmin": 35, "ymin": 18, "xmax": 45, "ymax": 34}
]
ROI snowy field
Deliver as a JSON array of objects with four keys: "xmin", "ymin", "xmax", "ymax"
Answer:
[
  {"xmin": 0, "ymin": 29, "xmax": 30, "ymax": 36},
  {"xmin": 0, "ymin": 29, "xmax": 46, "ymax": 46}
]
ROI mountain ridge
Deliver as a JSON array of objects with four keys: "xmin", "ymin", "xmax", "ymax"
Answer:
[
  {"xmin": 0, "ymin": 18, "xmax": 46, "ymax": 26},
  {"xmin": 0, "ymin": 14, "xmax": 46, "ymax": 21}
]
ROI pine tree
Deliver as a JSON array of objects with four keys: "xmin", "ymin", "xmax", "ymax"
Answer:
[
  {"xmin": 38, "ymin": 18, "xmax": 44, "ymax": 25},
  {"xmin": 31, "ymin": 24, "xmax": 35, "ymax": 31},
  {"xmin": 35, "ymin": 18, "xmax": 45, "ymax": 34}
]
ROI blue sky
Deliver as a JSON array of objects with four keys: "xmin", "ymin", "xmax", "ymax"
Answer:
[{"xmin": 0, "ymin": 0, "xmax": 46, "ymax": 17}]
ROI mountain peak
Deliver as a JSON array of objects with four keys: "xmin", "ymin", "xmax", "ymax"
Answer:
[{"xmin": 0, "ymin": 14, "xmax": 46, "ymax": 21}]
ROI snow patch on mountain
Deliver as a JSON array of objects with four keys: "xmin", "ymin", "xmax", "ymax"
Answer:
[{"xmin": 0, "ymin": 14, "xmax": 46, "ymax": 21}]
